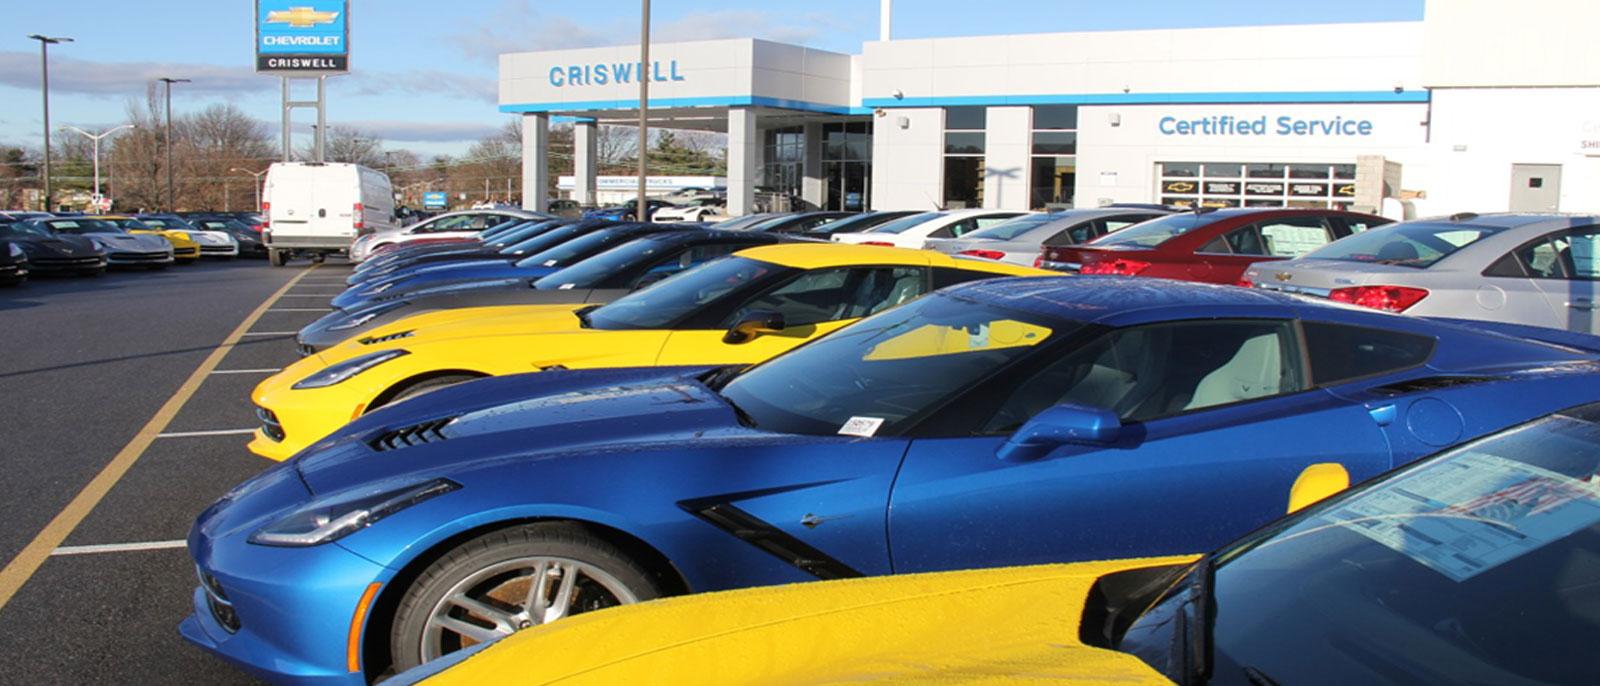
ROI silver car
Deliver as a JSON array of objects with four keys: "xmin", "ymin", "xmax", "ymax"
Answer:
[
  {"xmin": 923, "ymin": 207, "xmax": 1171, "ymax": 266},
  {"xmin": 1245, "ymin": 213, "xmax": 1600, "ymax": 334}
]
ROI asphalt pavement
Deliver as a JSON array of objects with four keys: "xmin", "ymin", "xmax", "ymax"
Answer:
[{"xmin": 0, "ymin": 258, "xmax": 347, "ymax": 684}]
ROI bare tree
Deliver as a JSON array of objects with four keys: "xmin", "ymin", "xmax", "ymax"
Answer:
[{"xmin": 301, "ymin": 125, "xmax": 386, "ymax": 168}]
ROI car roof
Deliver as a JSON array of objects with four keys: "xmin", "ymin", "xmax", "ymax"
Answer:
[{"xmin": 734, "ymin": 243, "xmax": 1049, "ymax": 275}]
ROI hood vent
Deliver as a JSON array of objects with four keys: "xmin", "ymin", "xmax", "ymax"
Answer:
[
  {"xmin": 1369, "ymin": 375, "xmax": 1502, "ymax": 396},
  {"xmin": 359, "ymin": 330, "xmax": 413, "ymax": 345},
  {"xmin": 369, "ymin": 417, "xmax": 455, "ymax": 452}
]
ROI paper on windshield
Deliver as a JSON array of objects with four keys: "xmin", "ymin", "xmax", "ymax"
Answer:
[
  {"xmin": 838, "ymin": 416, "xmax": 885, "ymax": 438},
  {"xmin": 1320, "ymin": 451, "xmax": 1600, "ymax": 582}
]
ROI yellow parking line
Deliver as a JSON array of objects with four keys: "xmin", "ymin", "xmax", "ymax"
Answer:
[{"xmin": 0, "ymin": 265, "xmax": 320, "ymax": 611}]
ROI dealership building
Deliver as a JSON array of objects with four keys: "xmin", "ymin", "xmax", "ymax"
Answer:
[{"xmin": 500, "ymin": 1, "xmax": 1600, "ymax": 217}]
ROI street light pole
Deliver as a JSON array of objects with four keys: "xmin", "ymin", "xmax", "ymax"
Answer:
[
  {"xmin": 65, "ymin": 125, "xmax": 133, "ymax": 207},
  {"xmin": 637, "ymin": 0, "xmax": 650, "ymax": 222},
  {"xmin": 28, "ymin": 34, "xmax": 73, "ymax": 212},
  {"xmin": 158, "ymin": 77, "xmax": 190, "ymax": 211},
  {"xmin": 230, "ymin": 167, "xmax": 269, "ymax": 212}
]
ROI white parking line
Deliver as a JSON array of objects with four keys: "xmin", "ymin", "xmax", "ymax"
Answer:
[
  {"xmin": 241, "ymin": 331, "xmax": 297, "ymax": 336},
  {"xmin": 278, "ymin": 294, "xmax": 336, "ymax": 297},
  {"xmin": 156, "ymin": 429, "xmax": 259, "ymax": 439},
  {"xmin": 266, "ymin": 308, "xmax": 330, "ymax": 312},
  {"xmin": 51, "ymin": 540, "xmax": 187, "ymax": 556},
  {"xmin": 210, "ymin": 368, "xmax": 280, "ymax": 375}
]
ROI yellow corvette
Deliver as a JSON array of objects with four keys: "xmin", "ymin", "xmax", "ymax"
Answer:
[
  {"xmin": 94, "ymin": 215, "xmax": 200, "ymax": 263},
  {"xmin": 249, "ymin": 244, "xmax": 1051, "ymax": 460}
]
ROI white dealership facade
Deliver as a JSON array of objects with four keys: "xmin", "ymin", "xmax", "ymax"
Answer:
[{"xmin": 500, "ymin": 0, "xmax": 1600, "ymax": 217}]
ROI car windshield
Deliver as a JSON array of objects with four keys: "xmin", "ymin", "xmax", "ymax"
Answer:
[
  {"xmin": 534, "ymin": 236, "xmax": 684, "ymax": 290},
  {"xmin": 585, "ymin": 256, "xmax": 791, "ymax": 331},
  {"xmin": 514, "ymin": 229, "xmax": 650, "ymax": 269},
  {"xmin": 962, "ymin": 214, "xmax": 1059, "ymax": 241},
  {"xmin": 719, "ymin": 293, "xmax": 1065, "ymax": 436},
  {"xmin": 1118, "ymin": 404, "xmax": 1600, "ymax": 685},
  {"xmin": 501, "ymin": 225, "xmax": 593, "ymax": 258},
  {"xmin": 1305, "ymin": 221, "xmax": 1505, "ymax": 269},
  {"xmin": 47, "ymin": 219, "xmax": 123, "ymax": 235},
  {"xmin": 139, "ymin": 218, "xmax": 193, "ymax": 230},
  {"xmin": 710, "ymin": 214, "xmax": 773, "ymax": 231},
  {"xmin": 103, "ymin": 218, "xmax": 150, "ymax": 231},
  {"xmin": 864, "ymin": 212, "xmax": 944, "ymax": 235},
  {"xmin": 0, "ymin": 224, "xmax": 49, "ymax": 238},
  {"xmin": 804, "ymin": 212, "xmax": 899, "ymax": 235},
  {"xmin": 1089, "ymin": 213, "xmax": 1215, "ymax": 248}
]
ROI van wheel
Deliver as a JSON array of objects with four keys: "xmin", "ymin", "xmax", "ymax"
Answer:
[
  {"xmin": 311, "ymin": 252, "xmax": 326, "ymax": 264},
  {"xmin": 269, "ymin": 249, "xmax": 289, "ymax": 267}
]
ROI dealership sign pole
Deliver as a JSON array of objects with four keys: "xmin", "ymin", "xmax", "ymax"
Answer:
[
  {"xmin": 256, "ymin": 0, "xmax": 350, "ymax": 162},
  {"xmin": 637, "ymin": 0, "xmax": 651, "ymax": 222}
]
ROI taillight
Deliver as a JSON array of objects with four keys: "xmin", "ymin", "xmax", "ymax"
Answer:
[
  {"xmin": 862, "ymin": 241, "xmax": 894, "ymax": 247},
  {"xmin": 1080, "ymin": 258, "xmax": 1151, "ymax": 276},
  {"xmin": 250, "ymin": 224, "xmax": 264, "ymax": 233},
  {"xmin": 959, "ymin": 249, "xmax": 1006, "ymax": 260},
  {"xmin": 1033, "ymin": 256, "xmax": 1045, "ymax": 268},
  {"xmin": 353, "ymin": 203, "xmax": 365, "ymax": 230},
  {"xmin": 1328, "ymin": 285, "xmax": 1429, "ymax": 313},
  {"xmin": 261, "ymin": 201, "xmax": 271, "ymax": 229},
  {"xmin": 1237, "ymin": 279, "xmax": 1254, "ymax": 288}
]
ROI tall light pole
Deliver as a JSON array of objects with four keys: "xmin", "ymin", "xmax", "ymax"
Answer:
[
  {"xmin": 158, "ymin": 77, "xmax": 190, "ymax": 211},
  {"xmin": 230, "ymin": 167, "xmax": 268, "ymax": 211},
  {"xmin": 636, "ymin": 0, "xmax": 650, "ymax": 222},
  {"xmin": 64, "ymin": 125, "xmax": 133, "ymax": 207},
  {"xmin": 28, "ymin": 34, "xmax": 73, "ymax": 211}
]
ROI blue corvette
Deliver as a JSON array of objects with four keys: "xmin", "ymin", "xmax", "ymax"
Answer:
[
  {"xmin": 184, "ymin": 277, "xmax": 1600, "ymax": 683},
  {"xmin": 345, "ymin": 219, "xmax": 604, "ymax": 289},
  {"xmin": 333, "ymin": 224, "xmax": 691, "ymax": 310}
]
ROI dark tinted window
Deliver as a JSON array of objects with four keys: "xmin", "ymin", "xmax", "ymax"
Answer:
[
  {"xmin": 983, "ymin": 319, "xmax": 1304, "ymax": 431},
  {"xmin": 1513, "ymin": 227, "xmax": 1600, "ymax": 280},
  {"xmin": 1305, "ymin": 321, "xmax": 1435, "ymax": 385},
  {"xmin": 721, "ymin": 267, "xmax": 926, "ymax": 328},
  {"xmin": 946, "ymin": 106, "xmax": 987, "ymax": 130},
  {"xmin": 932, "ymin": 267, "xmax": 1005, "ymax": 290}
]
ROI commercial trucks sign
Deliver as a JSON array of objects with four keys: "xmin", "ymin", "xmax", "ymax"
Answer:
[{"xmin": 256, "ymin": 0, "xmax": 349, "ymax": 74}]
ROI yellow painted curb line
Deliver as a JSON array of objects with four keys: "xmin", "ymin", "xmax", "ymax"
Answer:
[{"xmin": 0, "ymin": 265, "xmax": 321, "ymax": 610}]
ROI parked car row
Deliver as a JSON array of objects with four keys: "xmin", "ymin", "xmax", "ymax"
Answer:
[
  {"xmin": 182, "ymin": 206, "xmax": 1600, "ymax": 684},
  {"xmin": 0, "ymin": 210, "xmax": 268, "ymax": 286}
]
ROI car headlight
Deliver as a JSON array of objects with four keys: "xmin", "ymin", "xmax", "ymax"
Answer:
[
  {"xmin": 292, "ymin": 349, "xmax": 410, "ymax": 389},
  {"xmin": 173, "ymin": 231, "xmax": 191, "ymax": 241},
  {"xmin": 249, "ymin": 478, "xmax": 460, "ymax": 547},
  {"xmin": 7, "ymin": 243, "xmax": 22, "ymax": 258}
]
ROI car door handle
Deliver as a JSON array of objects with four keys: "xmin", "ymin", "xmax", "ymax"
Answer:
[{"xmin": 1568, "ymin": 299, "xmax": 1599, "ymax": 310}]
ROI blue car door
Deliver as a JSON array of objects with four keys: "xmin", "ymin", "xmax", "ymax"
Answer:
[{"xmin": 887, "ymin": 318, "xmax": 1394, "ymax": 573}]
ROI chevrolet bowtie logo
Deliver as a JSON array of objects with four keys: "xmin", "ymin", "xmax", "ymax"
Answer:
[
  {"xmin": 1274, "ymin": 272, "xmax": 1293, "ymax": 282},
  {"xmin": 266, "ymin": 7, "xmax": 340, "ymax": 28}
]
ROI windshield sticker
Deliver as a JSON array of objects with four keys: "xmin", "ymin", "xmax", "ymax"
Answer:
[
  {"xmin": 558, "ymin": 283, "xmax": 575, "ymax": 290},
  {"xmin": 544, "ymin": 259, "xmax": 559, "ymax": 267},
  {"xmin": 1318, "ymin": 451, "xmax": 1600, "ymax": 582},
  {"xmin": 838, "ymin": 416, "xmax": 885, "ymax": 438}
]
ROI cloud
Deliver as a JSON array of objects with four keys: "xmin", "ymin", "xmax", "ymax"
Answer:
[
  {"xmin": 0, "ymin": 51, "xmax": 265, "ymax": 97},
  {"xmin": 451, "ymin": 1, "xmax": 848, "ymax": 62},
  {"xmin": 347, "ymin": 70, "xmax": 497, "ymax": 104},
  {"xmin": 306, "ymin": 120, "xmax": 504, "ymax": 143}
]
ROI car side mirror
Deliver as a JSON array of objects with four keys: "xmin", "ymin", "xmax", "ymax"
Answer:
[
  {"xmin": 997, "ymin": 403, "xmax": 1121, "ymax": 463},
  {"xmin": 1286, "ymin": 463, "xmax": 1349, "ymax": 514},
  {"xmin": 723, "ymin": 310, "xmax": 786, "ymax": 344}
]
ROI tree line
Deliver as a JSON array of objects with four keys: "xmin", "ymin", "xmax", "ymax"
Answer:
[{"xmin": 1, "ymin": 88, "xmax": 727, "ymax": 212}]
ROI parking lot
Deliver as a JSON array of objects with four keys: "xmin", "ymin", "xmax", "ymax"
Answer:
[{"xmin": 0, "ymin": 261, "xmax": 346, "ymax": 684}]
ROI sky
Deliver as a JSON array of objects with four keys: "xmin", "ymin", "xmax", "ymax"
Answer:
[{"xmin": 2, "ymin": 0, "xmax": 1424, "ymax": 157}]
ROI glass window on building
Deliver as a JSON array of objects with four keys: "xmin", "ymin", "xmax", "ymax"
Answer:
[
  {"xmin": 763, "ymin": 127, "xmax": 804, "ymax": 201},
  {"xmin": 943, "ymin": 107, "xmax": 986, "ymax": 209},
  {"xmin": 823, "ymin": 121, "xmax": 873, "ymax": 211},
  {"xmin": 1159, "ymin": 162, "xmax": 1357, "ymax": 209},
  {"xmin": 1031, "ymin": 105, "xmax": 1078, "ymax": 210}
]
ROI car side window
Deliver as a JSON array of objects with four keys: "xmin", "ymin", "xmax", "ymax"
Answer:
[
  {"xmin": 1042, "ymin": 223, "xmax": 1094, "ymax": 247},
  {"xmin": 1303, "ymin": 321, "xmax": 1435, "ymax": 386},
  {"xmin": 973, "ymin": 216, "xmax": 1015, "ymax": 232},
  {"xmin": 981, "ymin": 319, "xmax": 1303, "ymax": 432},
  {"xmin": 722, "ymin": 267, "xmax": 926, "ymax": 328},
  {"xmin": 1252, "ymin": 218, "xmax": 1335, "ymax": 258},
  {"xmin": 633, "ymin": 243, "xmax": 745, "ymax": 288},
  {"xmin": 420, "ymin": 215, "xmax": 474, "ymax": 233},
  {"xmin": 1513, "ymin": 227, "xmax": 1600, "ymax": 280},
  {"xmin": 931, "ymin": 219, "xmax": 976, "ymax": 239}
]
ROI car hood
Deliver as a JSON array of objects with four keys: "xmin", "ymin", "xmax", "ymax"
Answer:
[
  {"xmin": 90, "ymin": 233, "xmax": 170, "ymax": 251},
  {"xmin": 14, "ymin": 234, "xmax": 100, "ymax": 256},
  {"xmin": 293, "ymin": 366, "xmax": 746, "ymax": 494},
  {"xmin": 403, "ymin": 557, "xmax": 1190, "ymax": 685}
]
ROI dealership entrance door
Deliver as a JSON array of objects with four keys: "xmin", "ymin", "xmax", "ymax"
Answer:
[
  {"xmin": 1509, "ymin": 164, "xmax": 1561, "ymax": 211},
  {"xmin": 823, "ymin": 122, "xmax": 872, "ymax": 211}
]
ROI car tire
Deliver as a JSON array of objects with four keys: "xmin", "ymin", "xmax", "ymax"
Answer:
[
  {"xmin": 381, "ymin": 374, "xmax": 482, "ymax": 409},
  {"xmin": 311, "ymin": 253, "xmax": 327, "ymax": 264},
  {"xmin": 388, "ymin": 522, "xmax": 662, "ymax": 672},
  {"xmin": 269, "ymin": 249, "xmax": 289, "ymax": 267}
]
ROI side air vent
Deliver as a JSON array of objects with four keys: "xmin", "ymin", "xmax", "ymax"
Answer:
[
  {"xmin": 685, "ymin": 503, "xmax": 863, "ymax": 580},
  {"xmin": 359, "ymin": 330, "xmax": 414, "ymax": 345},
  {"xmin": 1369, "ymin": 375, "xmax": 1502, "ymax": 396},
  {"xmin": 369, "ymin": 417, "xmax": 455, "ymax": 452}
]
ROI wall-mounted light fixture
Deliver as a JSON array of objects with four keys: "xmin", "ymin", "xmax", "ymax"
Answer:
[
  {"xmin": 1108, "ymin": 113, "xmax": 1121, "ymax": 127},
  {"xmin": 892, "ymin": 89, "xmax": 904, "ymax": 100},
  {"xmin": 896, "ymin": 116, "xmax": 910, "ymax": 129}
]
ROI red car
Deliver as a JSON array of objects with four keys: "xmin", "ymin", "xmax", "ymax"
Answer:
[{"xmin": 1037, "ymin": 208, "xmax": 1389, "ymax": 285}]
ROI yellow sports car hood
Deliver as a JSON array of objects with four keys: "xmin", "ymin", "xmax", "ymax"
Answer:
[
  {"xmin": 358, "ymin": 304, "xmax": 592, "ymax": 347},
  {"xmin": 422, "ymin": 557, "xmax": 1195, "ymax": 685}
]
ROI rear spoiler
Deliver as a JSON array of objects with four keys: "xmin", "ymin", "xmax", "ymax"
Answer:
[{"xmin": 1425, "ymin": 317, "xmax": 1600, "ymax": 354}]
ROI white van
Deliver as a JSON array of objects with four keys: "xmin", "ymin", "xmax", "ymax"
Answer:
[{"xmin": 262, "ymin": 162, "xmax": 395, "ymax": 265}]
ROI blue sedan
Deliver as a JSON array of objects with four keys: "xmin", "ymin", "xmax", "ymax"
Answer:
[
  {"xmin": 332, "ymin": 224, "xmax": 691, "ymax": 310},
  {"xmin": 183, "ymin": 276, "xmax": 1600, "ymax": 683}
]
